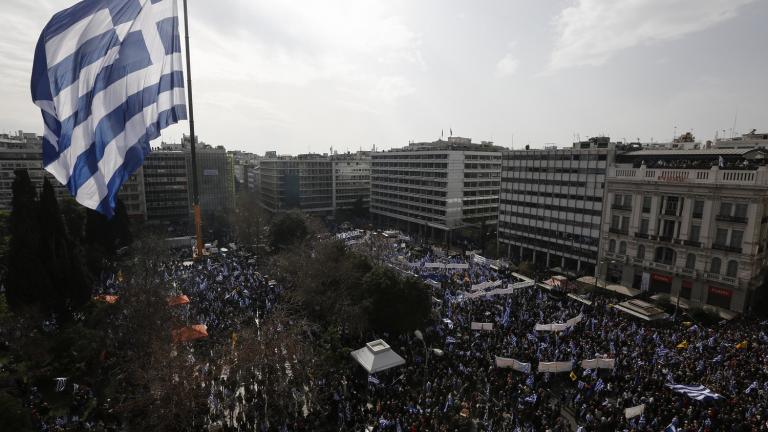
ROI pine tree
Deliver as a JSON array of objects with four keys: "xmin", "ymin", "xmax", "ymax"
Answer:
[
  {"xmin": 38, "ymin": 178, "xmax": 91, "ymax": 314},
  {"xmin": 5, "ymin": 170, "xmax": 46, "ymax": 312}
]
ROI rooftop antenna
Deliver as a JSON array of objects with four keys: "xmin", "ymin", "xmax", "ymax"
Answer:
[{"xmin": 731, "ymin": 108, "xmax": 739, "ymax": 139}]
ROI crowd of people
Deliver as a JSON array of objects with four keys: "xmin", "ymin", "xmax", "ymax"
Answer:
[
  {"xmin": 4, "ymin": 232, "xmax": 768, "ymax": 431},
  {"xmin": 337, "ymin": 237, "xmax": 768, "ymax": 431}
]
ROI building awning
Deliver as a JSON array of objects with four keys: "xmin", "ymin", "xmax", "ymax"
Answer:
[
  {"xmin": 650, "ymin": 294, "xmax": 740, "ymax": 321},
  {"xmin": 351, "ymin": 339, "xmax": 406, "ymax": 374},
  {"xmin": 567, "ymin": 293, "xmax": 593, "ymax": 306},
  {"xmin": 613, "ymin": 299, "xmax": 669, "ymax": 321},
  {"xmin": 575, "ymin": 277, "xmax": 640, "ymax": 297},
  {"xmin": 605, "ymin": 284, "xmax": 641, "ymax": 297}
]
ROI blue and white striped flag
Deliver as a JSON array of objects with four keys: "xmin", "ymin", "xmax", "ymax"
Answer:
[
  {"xmin": 367, "ymin": 375, "xmax": 380, "ymax": 385},
  {"xmin": 31, "ymin": 0, "xmax": 187, "ymax": 217},
  {"xmin": 594, "ymin": 378, "xmax": 605, "ymax": 393},
  {"xmin": 665, "ymin": 383, "xmax": 723, "ymax": 401}
]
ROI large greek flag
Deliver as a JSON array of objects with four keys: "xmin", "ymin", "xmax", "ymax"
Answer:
[
  {"xmin": 31, "ymin": 0, "xmax": 187, "ymax": 217},
  {"xmin": 665, "ymin": 384, "xmax": 723, "ymax": 401}
]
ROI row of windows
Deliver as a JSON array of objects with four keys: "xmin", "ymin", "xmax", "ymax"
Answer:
[
  {"xmin": 500, "ymin": 222, "xmax": 599, "ymax": 247},
  {"xmin": 503, "ymin": 167, "xmax": 606, "ymax": 175},
  {"xmin": 371, "ymin": 205, "xmax": 445, "ymax": 223},
  {"xmin": 372, "ymin": 153, "xmax": 450, "ymax": 160},
  {"xmin": 499, "ymin": 230, "xmax": 597, "ymax": 259},
  {"xmin": 502, "ymin": 188, "xmax": 603, "ymax": 203},
  {"xmin": 371, "ymin": 177, "xmax": 447, "ymax": 189},
  {"xmin": 371, "ymin": 191, "xmax": 446, "ymax": 208},
  {"xmin": 373, "ymin": 183, "xmax": 447, "ymax": 197},
  {"xmin": 503, "ymin": 153, "xmax": 608, "ymax": 161},
  {"xmin": 464, "ymin": 163, "xmax": 501, "ymax": 170},
  {"xmin": 372, "ymin": 162, "xmax": 449, "ymax": 169},
  {"xmin": 502, "ymin": 177, "xmax": 588, "ymax": 188},
  {"xmin": 500, "ymin": 199, "xmax": 602, "ymax": 217},
  {"xmin": 500, "ymin": 210, "xmax": 600, "ymax": 231},
  {"xmin": 371, "ymin": 170, "xmax": 448, "ymax": 178},
  {"xmin": 464, "ymin": 181, "xmax": 500, "ymax": 188},
  {"xmin": 608, "ymin": 241, "xmax": 740, "ymax": 278}
]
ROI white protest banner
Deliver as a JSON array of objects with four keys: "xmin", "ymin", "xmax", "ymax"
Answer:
[
  {"xmin": 446, "ymin": 263, "xmax": 469, "ymax": 270},
  {"xmin": 597, "ymin": 358, "xmax": 616, "ymax": 369},
  {"xmin": 425, "ymin": 262, "xmax": 446, "ymax": 269},
  {"xmin": 471, "ymin": 322, "xmax": 494, "ymax": 331},
  {"xmin": 495, "ymin": 356, "xmax": 531, "ymax": 373},
  {"xmin": 537, "ymin": 361, "xmax": 573, "ymax": 373},
  {"xmin": 624, "ymin": 404, "xmax": 645, "ymax": 419},
  {"xmin": 580, "ymin": 359, "xmax": 599, "ymax": 370},
  {"xmin": 566, "ymin": 313, "xmax": 583, "ymax": 327}
]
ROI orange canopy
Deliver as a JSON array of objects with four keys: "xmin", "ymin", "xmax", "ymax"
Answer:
[
  {"xmin": 94, "ymin": 295, "xmax": 119, "ymax": 304},
  {"xmin": 167, "ymin": 295, "xmax": 191, "ymax": 306},
  {"xmin": 172, "ymin": 324, "xmax": 208, "ymax": 343}
]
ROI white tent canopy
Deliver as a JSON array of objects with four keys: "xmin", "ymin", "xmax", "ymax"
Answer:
[{"xmin": 350, "ymin": 340, "xmax": 406, "ymax": 374}]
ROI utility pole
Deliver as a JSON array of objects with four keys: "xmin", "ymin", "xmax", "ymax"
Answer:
[{"xmin": 182, "ymin": 0, "xmax": 203, "ymax": 259}]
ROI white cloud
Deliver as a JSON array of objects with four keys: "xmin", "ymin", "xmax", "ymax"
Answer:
[
  {"xmin": 369, "ymin": 76, "xmax": 415, "ymax": 103},
  {"xmin": 549, "ymin": 0, "xmax": 757, "ymax": 70},
  {"xmin": 495, "ymin": 54, "xmax": 519, "ymax": 77}
]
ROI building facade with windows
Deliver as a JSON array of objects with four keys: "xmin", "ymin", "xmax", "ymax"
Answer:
[
  {"xmin": 331, "ymin": 152, "xmax": 371, "ymax": 214},
  {"xmin": 370, "ymin": 137, "xmax": 502, "ymax": 242},
  {"xmin": 259, "ymin": 152, "xmax": 371, "ymax": 217},
  {"xmin": 498, "ymin": 137, "xmax": 617, "ymax": 275},
  {"xmin": 259, "ymin": 154, "xmax": 334, "ymax": 215},
  {"xmin": 0, "ymin": 131, "xmax": 72, "ymax": 211},
  {"xmin": 599, "ymin": 147, "xmax": 768, "ymax": 314}
]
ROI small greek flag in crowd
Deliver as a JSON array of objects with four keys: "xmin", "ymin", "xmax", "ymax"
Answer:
[
  {"xmin": 664, "ymin": 423, "xmax": 677, "ymax": 432},
  {"xmin": 666, "ymin": 383, "xmax": 723, "ymax": 401},
  {"xmin": 594, "ymin": 378, "xmax": 605, "ymax": 393},
  {"xmin": 367, "ymin": 375, "xmax": 380, "ymax": 385},
  {"xmin": 31, "ymin": 0, "xmax": 187, "ymax": 217}
]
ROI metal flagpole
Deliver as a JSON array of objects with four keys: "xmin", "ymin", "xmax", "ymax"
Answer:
[{"xmin": 182, "ymin": 0, "xmax": 203, "ymax": 259}]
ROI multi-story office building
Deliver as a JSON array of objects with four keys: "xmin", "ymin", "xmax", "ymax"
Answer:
[
  {"xmin": 195, "ymin": 146, "xmax": 236, "ymax": 215},
  {"xmin": 143, "ymin": 139, "xmax": 235, "ymax": 223},
  {"xmin": 259, "ymin": 152, "xmax": 371, "ymax": 216},
  {"xmin": 0, "ymin": 131, "xmax": 70, "ymax": 211},
  {"xmin": 229, "ymin": 150, "xmax": 261, "ymax": 193},
  {"xmin": 260, "ymin": 154, "xmax": 334, "ymax": 215},
  {"xmin": 118, "ymin": 170, "xmax": 147, "ymax": 220},
  {"xmin": 599, "ymin": 147, "xmax": 768, "ymax": 314},
  {"xmin": 370, "ymin": 137, "xmax": 503, "ymax": 242},
  {"xmin": 331, "ymin": 152, "xmax": 371, "ymax": 214},
  {"xmin": 498, "ymin": 137, "xmax": 618, "ymax": 275},
  {"xmin": 142, "ymin": 150, "xmax": 190, "ymax": 221}
]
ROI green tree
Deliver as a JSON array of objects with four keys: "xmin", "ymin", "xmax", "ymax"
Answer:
[
  {"xmin": 269, "ymin": 211, "xmax": 309, "ymax": 250},
  {"xmin": 5, "ymin": 170, "xmax": 46, "ymax": 312},
  {"xmin": 361, "ymin": 266, "xmax": 431, "ymax": 334},
  {"xmin": 38, "ymin": 178, "xmax": 91, "ymax": 313}
]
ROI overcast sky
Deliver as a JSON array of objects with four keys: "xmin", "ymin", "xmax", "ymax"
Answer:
[{"xmin": 1, "ymin": 0, "xmax": 767, "ymax": 155}]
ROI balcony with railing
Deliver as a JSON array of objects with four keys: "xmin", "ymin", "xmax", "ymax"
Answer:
[
  {"xmin": 715, "ymin": 214, "xmax": 748, "ymax": 224},
  {"xmin": 609, "ymin": 227, "xmax": 629, "ymax": 235},
  {"xmin": 680, "ymin": 267, "xmax": 697, "ymax": 277},
  {"xmin": 704, "ymin": 272, "xmax": 738, "ymax": 287},
  {"xmin": 711, "ymin": 243, "xmax": 742, "ymax": 254},
  {"xmin": 608, "ymin": 165, "xmax": 768, "ymax": 187},
  {"xmin": 611, "ymin": 203, "xmax": 632, "ymax": 211}
]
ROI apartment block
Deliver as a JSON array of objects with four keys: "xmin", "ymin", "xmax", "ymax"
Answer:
[
  {"xmin": 599, "ymin": 147, "xmax": 768, "ymax": 314},
  {"xmin": 498, "ymin": 137, "xmax": 617, "ymax": 275},
  {"xmin": 370, "ymin": 137, "xmax": 502, "ymax": 241}
]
